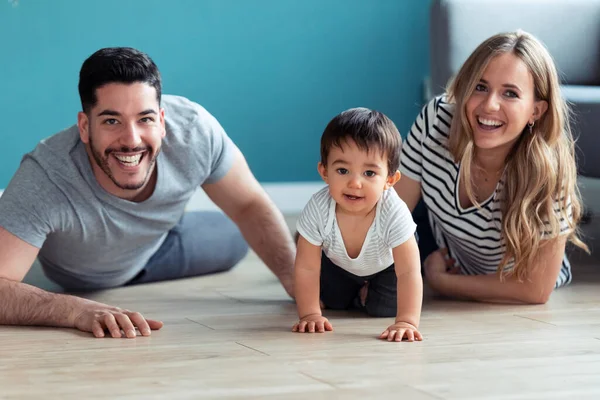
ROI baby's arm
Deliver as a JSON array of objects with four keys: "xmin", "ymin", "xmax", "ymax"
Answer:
[
  {"xmin": 292, "ymin": 235, "xmax": 333, "ymax": 333},
  {"xmin": 380, "ymin": 235, "xmax": 423, "ymax": 342}
]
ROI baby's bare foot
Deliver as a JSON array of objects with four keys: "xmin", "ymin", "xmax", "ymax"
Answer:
[{"xmin": 359, "ymin": 282, "xmax": 369, "ymax": 307}]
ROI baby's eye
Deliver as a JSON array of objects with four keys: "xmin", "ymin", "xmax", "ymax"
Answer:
[
  {"xmin": 364, "ymin": 170, "xmax": 376, "ymax": 177},
  {"xmin": 475, "ymin": 83, "xmax": 487, "ymax": 92},
  {"xmin": 336, "ymin": 168, "xmax": 349, "ymax": 175}
]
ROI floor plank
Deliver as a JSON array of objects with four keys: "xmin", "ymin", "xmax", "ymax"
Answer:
[{"xmin": 2, "ymin": 218, "xmax": 600, "ymax": 399}]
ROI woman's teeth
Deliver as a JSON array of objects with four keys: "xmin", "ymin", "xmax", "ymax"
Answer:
[{"xmin": 478, "ymin": 117, "xmax": 503, "ymax": 127}]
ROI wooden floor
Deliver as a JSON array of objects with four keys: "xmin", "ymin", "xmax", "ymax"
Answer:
[{"xmin": 2, "ymin": 219, "xmax": 600, "ymax": 399}]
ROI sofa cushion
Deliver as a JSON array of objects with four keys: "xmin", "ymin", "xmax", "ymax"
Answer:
[
  {"xmin": 430, "ymin": 0, "xmax": 600, "ymax": 92},
  {"xmin": 563, "ymin": 86, "xmax": 600, "ymax": 177}
]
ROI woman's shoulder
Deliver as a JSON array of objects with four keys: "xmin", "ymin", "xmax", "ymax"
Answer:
[
  {"xmin": 416, "ymin": 94, "xmax": 455, "ymax": 144},
  {"xmin": 432, "ymin": 94, "xmax": 455, "ymax": 126},
  {"xmin": 422, "ymin": 93, "xmax": 454, "ymax": 115}
]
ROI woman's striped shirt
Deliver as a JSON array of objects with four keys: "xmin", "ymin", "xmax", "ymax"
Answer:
[{"xmin": 400, "ymin": 95, "xmax": 572, "ymax": 287}]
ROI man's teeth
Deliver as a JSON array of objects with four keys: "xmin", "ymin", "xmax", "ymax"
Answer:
[
  {"xmin": 114, "ymin": 154, "xmax": 142, "ymax": 166},
  {"xmin": 478, "ymin": 117, "xmax": 503, "ymax": 127}
]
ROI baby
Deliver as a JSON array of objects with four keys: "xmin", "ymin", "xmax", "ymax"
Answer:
[{"xmin": 292, "ymin": 107, "xmax": 423, "ymax": 342}]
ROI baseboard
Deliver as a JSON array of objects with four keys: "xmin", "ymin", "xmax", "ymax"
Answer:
[
  {"xmin": 0, "ymin": 181, "xmax": 325, "ymax": 215},
  {"xmin": 185, "ymin": 181, "xmax": 325, "ymax": 214}
]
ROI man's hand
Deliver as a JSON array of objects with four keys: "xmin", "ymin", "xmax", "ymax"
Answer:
[
  {"xmin": 292, "ymin": 314, "xmax": 333, "ymax": 333},
  {"xmin": 379, "ymin": 321, "xmax": 423, "ymax": 342},
  {"xmin": 73, "ymin": 306, "xmax": 164, "ymax": 338}
]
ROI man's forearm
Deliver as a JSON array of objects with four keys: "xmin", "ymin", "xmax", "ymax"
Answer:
[
  {"xmin": 234, "ymin": 198, "xmax": 295, "ymax": 280},
  {"xmin": 0, "ymin": 278, "xmax": 89, "ymax": 328}
]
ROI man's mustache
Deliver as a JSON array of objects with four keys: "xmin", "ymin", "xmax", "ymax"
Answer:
[{"xmin": 105, "ymin": 146, "xmax": 152, "ymax": 155}]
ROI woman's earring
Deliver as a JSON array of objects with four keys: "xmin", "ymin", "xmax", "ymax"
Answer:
[{"xmin": 528, "ymin": 121, "xmax": 535, "ymax": 134}]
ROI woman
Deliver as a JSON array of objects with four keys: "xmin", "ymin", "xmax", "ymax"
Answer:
[{"xmin": 396, "ymin": 30, "xmax": 588, "ymax": 304}]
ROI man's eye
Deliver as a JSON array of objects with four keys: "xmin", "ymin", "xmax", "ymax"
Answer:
[
  {"xmin": 104, "ymin": 119, "xmax": 119, "ymax": 125},
  {"xmin": 364, "ymin": 171, "xmax": 376, "ymax": 177},
  {"xmin": 140, "ymin": 117, "xmax": 155, "ymax": 123},
  {"xmin": 336, "ymin": 168, "xmax": 348, "ymax": 175}
]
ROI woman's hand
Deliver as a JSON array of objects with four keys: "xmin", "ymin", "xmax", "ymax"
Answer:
[{"xmin": 423, "ymin": 249, "xmax": 459, "ymax": 289}]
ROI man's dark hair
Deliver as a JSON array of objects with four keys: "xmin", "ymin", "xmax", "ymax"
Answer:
[
  {"xmin": 78, "ymin": 47, "xmax": 162, "ymax": 113},
  {"xmin": 320, "ymin": 107, "xmax": 401, "ymax": 175}
]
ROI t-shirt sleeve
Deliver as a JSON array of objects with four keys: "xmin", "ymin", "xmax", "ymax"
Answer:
[
  {"xmin": 399, "ymin": 97, "xmax": 439, "ymax": 182},
  {"xmin": 191, "ymin": 104, "xmax": 236, "ymax": 184},
  {"xmin": 296, "ymin": 194, "xmax": 325, "ymax": 247},
  {"xmin": 383, "ymin": 192, "xmax": 417, "ymax": 249},
  {"xmin": 0, "ymin": 157, "xmax": 63, "ymax": 248}
]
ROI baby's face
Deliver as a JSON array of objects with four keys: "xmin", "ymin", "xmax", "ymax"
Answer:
[{"xmin": 319, "ymin": 140, "xmax": 395, "ymax": 216}]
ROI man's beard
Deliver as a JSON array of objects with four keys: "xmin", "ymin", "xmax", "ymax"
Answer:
[{"xmin": 88, "ymin": 130, "xmax": 161, "ymax": 191}]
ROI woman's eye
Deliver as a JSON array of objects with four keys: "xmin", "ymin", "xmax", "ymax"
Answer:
[
  {"xmin": 475, "ymin": 83, "xmax": 487, "ymax": 92},
  {"xmin": 504, "ymin": 90, "xmax": 518, "ymax": 98},
  {"xmin": 336, "ymin": 168, "xmax": 348, "ymax": 175}
]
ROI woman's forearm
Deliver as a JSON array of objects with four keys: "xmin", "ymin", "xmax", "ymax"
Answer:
[{"xmin": 431, "ymin": 273, "xmax": 551, "ymax": 304}]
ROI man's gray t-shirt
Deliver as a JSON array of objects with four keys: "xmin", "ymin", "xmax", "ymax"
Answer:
[{"xmin": 0, "ymin": 95, "xmax": 235, "ymax": 289}]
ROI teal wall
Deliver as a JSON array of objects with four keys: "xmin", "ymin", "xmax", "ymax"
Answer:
[{"xmin": 0, "ymin": 0, "xmax": 430, "ymax": 187}]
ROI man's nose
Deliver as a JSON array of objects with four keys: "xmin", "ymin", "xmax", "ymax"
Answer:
[{"xmin": 120, "ymin": 123, "xmax": 143, "ymax": 148}]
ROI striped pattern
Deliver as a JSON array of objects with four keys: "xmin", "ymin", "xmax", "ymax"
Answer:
[
  {"xmin": 400, "ymin": 96, "xmax": 572, "ymax": 287},
  {"xmin": 297, "ymin": 186, "xmax": 416, "ymax": 277}
]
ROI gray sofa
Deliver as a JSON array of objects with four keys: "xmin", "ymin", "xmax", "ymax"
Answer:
[{"xmin": 429, "ymin": 0, "xmax": 600, "ymax": 185}]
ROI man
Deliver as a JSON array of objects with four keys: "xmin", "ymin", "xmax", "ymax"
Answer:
[{"xmin": 0, "ymin": 47, "xmax": 295, "ymax": 339}]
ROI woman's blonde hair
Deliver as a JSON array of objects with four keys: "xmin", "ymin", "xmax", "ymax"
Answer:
[{"xmin": 446, "ymin": 30, "xmax": 588, "ymax": 281}]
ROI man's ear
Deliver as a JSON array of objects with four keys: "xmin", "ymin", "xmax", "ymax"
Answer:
[
  {"xmin": 531, "ymin": 99, "xmax": 548, "ymax": 123},
  {"xmin": 385, "ymin": 170, "xmax": 401, "ymax": 189},
  {"xmin": 159, "ymin": 108, "xmax": 166, "ymax": 138},
  {"xmin": 317, "ymin": 162, "xmax": 328, "ymax": 183},
  {"xmin": 78, "ymin": 112, "xmax": 90, "ymax": 144}
]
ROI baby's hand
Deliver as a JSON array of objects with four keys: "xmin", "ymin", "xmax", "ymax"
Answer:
[
  {"xmin": 379, "ymin": 321, "xmax": 422, "ymax": 342},
  {"xmin": 292, "ymin": 314, "xmax": 333, "ymax": 333}
]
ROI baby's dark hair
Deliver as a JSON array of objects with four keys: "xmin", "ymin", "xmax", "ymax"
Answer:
[{"xmin": 320, "ymin": 107, "xmax": 401, "ymax": 176}]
